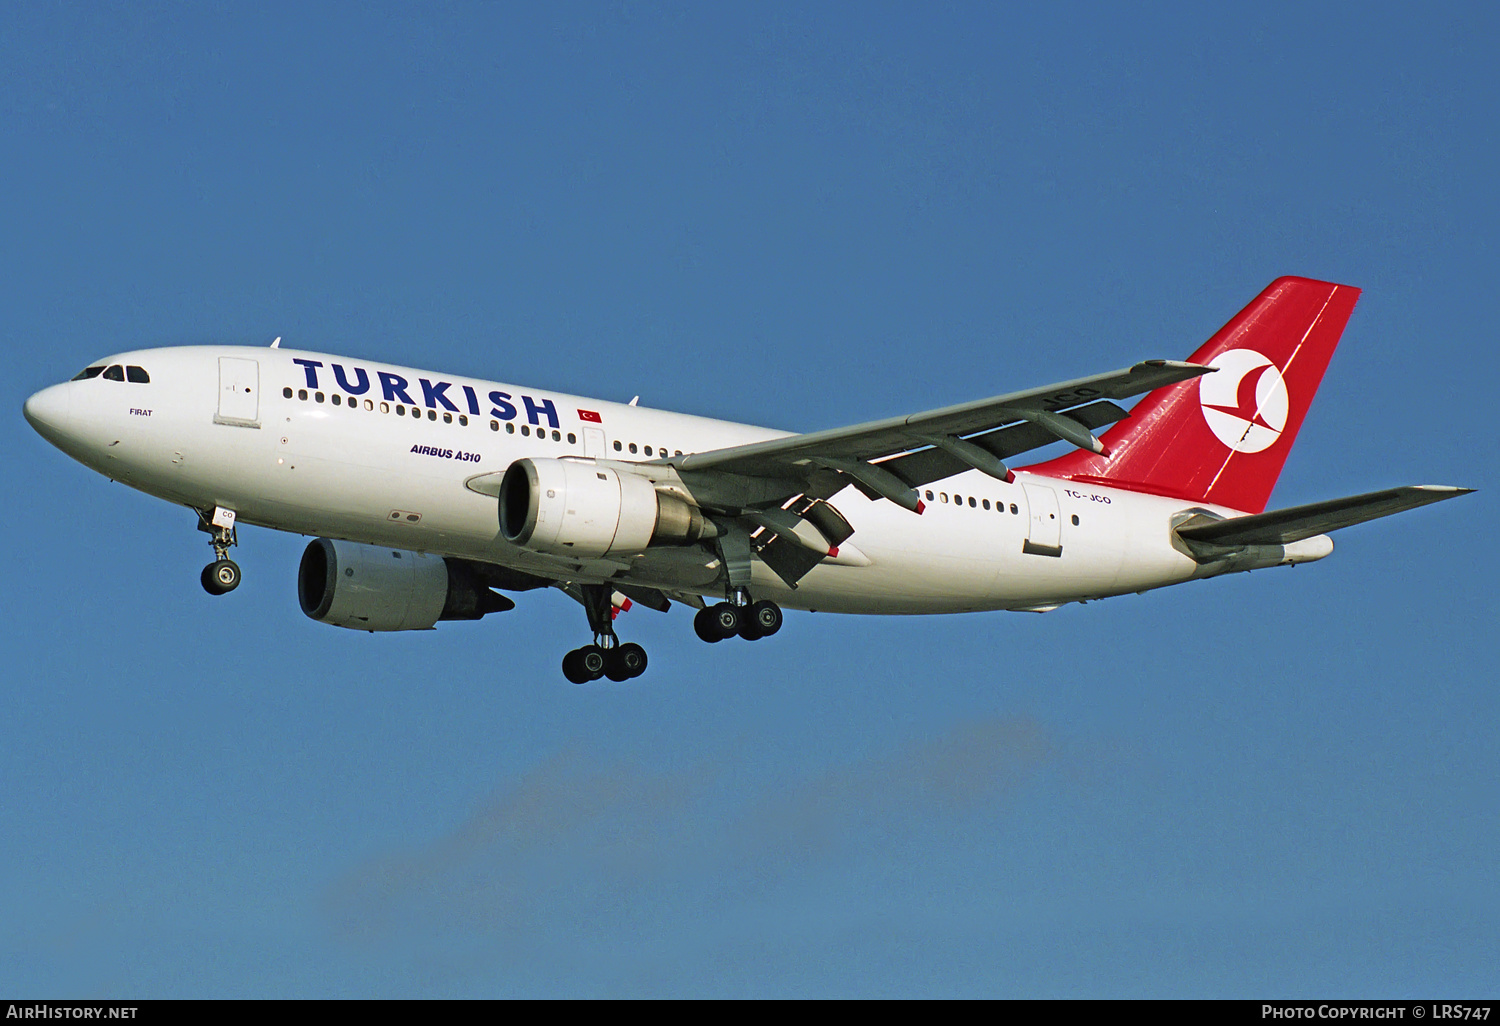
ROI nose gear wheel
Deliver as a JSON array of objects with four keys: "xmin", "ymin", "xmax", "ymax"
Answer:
[
  {"xmin": 196, "ymin": 507, "xmax": 242, "ymax": 595},
  {"xmin": 201, "ymin": 559, "xmax": 241, "ymax": 595}
]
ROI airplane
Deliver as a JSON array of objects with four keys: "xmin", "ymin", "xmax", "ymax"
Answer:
[{"xmin": 23, "ymin": 276, "xmax": 1470, "ymax": 684}]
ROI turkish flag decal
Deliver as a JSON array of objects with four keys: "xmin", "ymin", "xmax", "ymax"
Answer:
[{"xmin": 578, "ymin": 409, "xmax": 602, "ymax": 423}]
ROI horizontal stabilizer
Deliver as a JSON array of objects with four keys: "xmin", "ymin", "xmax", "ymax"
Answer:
[{"xmin": 1176, "ymin": 485, "xmax": 1473, "ymax": 548}]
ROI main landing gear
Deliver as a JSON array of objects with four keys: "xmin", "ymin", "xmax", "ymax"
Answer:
[
  {"xmin": 562, "ymin": 583, "xmax": 648, "ymax": 685},
  {"xmin": 693, "ymin": 530, "xmax": 783, "ymax": 643},
  {"xmin": 197, "ymin": 506, "xmax": 242, "ymax": 596},
  {"xmin": 693, "ymin": 588, "xmax": 783, "ymax": 643}
]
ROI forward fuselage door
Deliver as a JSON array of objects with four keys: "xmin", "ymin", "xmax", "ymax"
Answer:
[
  {"xmin": 1021, "ymin": 481, "xmax": 1063, "ymax": 557},
  {"xmin": 215, "ymin": 357, "xmax": 260, "ymax": 428}
]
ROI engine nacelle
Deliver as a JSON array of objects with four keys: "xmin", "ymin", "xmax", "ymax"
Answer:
[
  {"xmin": 498, "ymin": 457, "xmax": 714, "ymax": 558},
  {"xmin": 298, "ymin": 538, "xmax": 510, "ymax": 631}
]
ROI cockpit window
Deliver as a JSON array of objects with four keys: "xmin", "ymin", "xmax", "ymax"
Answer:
[
  {"xmin": 102, "ymin": 365, "xmax": 125, "ymax": 381},
  {"xmin": 126, "ymin": 366, "xmax": 150, "ymax": 383},
  {"xmin": 71, "ymin": 366, "xmax": 105, "ymax": 381}
]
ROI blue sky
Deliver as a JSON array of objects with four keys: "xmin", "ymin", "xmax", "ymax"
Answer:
[{"xmin": 3, "ymin": 2, "xmax": 1495, "ymax": 997}]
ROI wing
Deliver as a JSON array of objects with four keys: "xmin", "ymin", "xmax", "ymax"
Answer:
[
  {"xmin": 642, "ymin": 360, "xmax": 1211, "ymax": 589},
  {"xmin": 1175, "ymin": 485, "xmax": 1474, "ymax": 552},
  {"xmin": 666, "ymin": 360, "xmax": 1212, "ymax": 509}
]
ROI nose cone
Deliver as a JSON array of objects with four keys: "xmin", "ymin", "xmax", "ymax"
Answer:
[{"xmin": 23, "ymin": 383, "xmax": 72, "ymax": 445}]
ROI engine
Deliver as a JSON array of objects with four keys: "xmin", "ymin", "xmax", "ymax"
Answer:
[
  {"xmin": 298, "ymin": 538, "xmax": 511, "ymax": 631},
  {"xmin": 498, "ymin": 457, "xmax": 715, "ymax": 558}
]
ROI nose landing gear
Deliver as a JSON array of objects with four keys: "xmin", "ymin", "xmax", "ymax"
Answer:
[{"xmin": 197, "ymin": 506, "xmax": 242, "ymax": 596}]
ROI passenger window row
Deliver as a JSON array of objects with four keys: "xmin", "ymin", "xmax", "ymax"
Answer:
[
  {"xmin": 284, "ymin": 385, "xmax": 475, "ymax": 426},
  {"xmin": 73, "ymin": 364, "xmax": 149, "ymax": 383},
  {"xmin": 926, "ymin": 488, "xmax": 1019, "ymax": 514},
  {"xmin": 923, "ymin": 488, "xmax": 1083, "ymax": 527},
  {"xmin": 612, "ymin": 439, "xmax": 683, "ymax": 458},
  {"xmin": 280, "ymin": 386, "xmax": 697, "ymax": 458},
  {"xmin": 282, "ymin": 385, "xmax": 590, "ymax": 445},
  {"xmin": 489, "ymin": 420, "xmax": 577, "ymax": 445}
]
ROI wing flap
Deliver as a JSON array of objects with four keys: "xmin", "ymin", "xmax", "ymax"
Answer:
[
  {"xmin": 614, "ymin": 584, "xmax": 672, "ymax": 612},
  {"xmin": 1176, "ymin": 485, "xmax": 1473, "ymax": 547},
  {"xmin": 754, "ymin": 532, "xmax": 826, "ymax": 588}
]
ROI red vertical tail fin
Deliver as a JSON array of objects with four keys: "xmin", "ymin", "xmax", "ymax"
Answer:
[{"xmin": 1031, "ymin": 277, "xmax": 1361, "ymax": 513}]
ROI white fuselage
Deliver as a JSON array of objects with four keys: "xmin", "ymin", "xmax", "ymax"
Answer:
[{"xmin": 26, "ymin": 345, "xmax": 1316, "ymax": 614}]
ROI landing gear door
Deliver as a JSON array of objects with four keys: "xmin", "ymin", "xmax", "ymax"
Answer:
[
  {"xmin": 1021, "ymin": 482, "xmax": 1063, "ymax": 557},
  {"xmin": 215, "ymin": 357, "xmax": 260, "ymax": 428}
]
